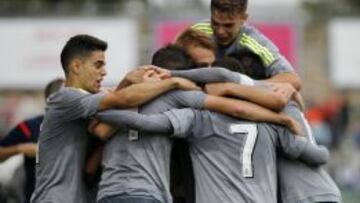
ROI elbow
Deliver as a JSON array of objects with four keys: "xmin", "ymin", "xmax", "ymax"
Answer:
[{"xmin": 316, "ymin": 146, "xmax": 330, "ymax": 166}]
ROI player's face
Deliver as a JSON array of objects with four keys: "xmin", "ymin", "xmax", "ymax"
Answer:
[
  {"xmin": 79, "ymin": 51, "xmax": 107, "ymax": 93},
  {"xmin": 188, "ymin": 45, "xmax": 216, "ymax": 67},
  {"xmin": 211, "ymin": 10, "xmax": 248, "ymax": 46}
]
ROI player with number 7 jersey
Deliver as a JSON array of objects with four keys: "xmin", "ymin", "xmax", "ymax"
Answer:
[
  {"xmin": 95, "ymin": 104, "xmax": 330, "ymax": 203},
  {"xmin": 162, "ymin": 108, "xmax": 329, "ymax": 203}
]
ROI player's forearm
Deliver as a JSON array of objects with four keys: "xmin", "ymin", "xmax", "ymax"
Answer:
[
  {"xmin": 204, "ymin": 95, "xmax": 290, "ymax": 126},
  {"xmin": 299, "ymin": 143, "xmax": 330, "ymax": 166},
  {"xmin": 266, "ymin": 72, "xmax": 302, "ymax": 91},
  {"xmin": 171, "ymin": 68, "xmax": 239, "ymax": 84},
  {"xmin": 224, "ymin": 83, "xmax": 286, "ymax": 112},
  {"xmin": 0, "ymin": 146, "xmax": 20, "ymax": 160},
  {"xmin": 99, "ymin": 79, "xmax": 178, "ymax": 110},
  {"xmin": 96, "ymin": 110, "xmax": 173, "ymax": 133}
]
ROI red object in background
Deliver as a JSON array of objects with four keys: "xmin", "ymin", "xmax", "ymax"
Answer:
[
  {"xmin": 154, "ymin": 21, "xmax": 192, "ymax": 49},
  {"xmin": 153, "ymin": 20, "xmax": 298, "ymax": 70}
]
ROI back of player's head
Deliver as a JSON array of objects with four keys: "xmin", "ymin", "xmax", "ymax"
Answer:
[
  {"xmin": 211, "ymin": 0, "xmax": 248, "ymax": 14},
  {"xmin": 60, "ymin": 34, "xmax": 108, "ymax": 76},
  {"xmin": 44, "ymin": 78, "xmax": 64, "ymax": 100},
  {"xmin": 151, "ymin": 44, "xmax": 195, "ymax": 70},
  {"xmin": 212, "ymin": 57, "xmax": 245, "ymax": 73},
  {"xmin": 175, "ymin": 28, "xmax": 216, "ymax": 54},
  {"xmin": 230, "ymin": 50, "xmax": 267, "ymax": 80}
]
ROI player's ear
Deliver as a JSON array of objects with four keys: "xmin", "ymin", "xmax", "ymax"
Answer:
[{"xmin": 69, "ymin": 58, "xmax": 82, "ymax": 75}]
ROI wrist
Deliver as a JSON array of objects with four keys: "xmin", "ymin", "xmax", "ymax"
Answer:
[
  {"xmin": 168, "ymin": 78, "xmax": 180, "ymax": 89},
  {"xmin": 279, "ymin": 114, "xmax": 291, "ymax": 126}
]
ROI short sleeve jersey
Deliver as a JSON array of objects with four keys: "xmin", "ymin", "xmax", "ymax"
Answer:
[
  {"xmin": 31, "ymin": 87, "xmax": 105, "ymax": 203},
  {"xmin": 278, "ymin": 101, "xmax": 341, "ymax": 203}
]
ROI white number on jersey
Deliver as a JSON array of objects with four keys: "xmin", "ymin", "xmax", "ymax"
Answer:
[{"xmin": 230, "ymin": 124, "xmax": 258, "ymax": 178}]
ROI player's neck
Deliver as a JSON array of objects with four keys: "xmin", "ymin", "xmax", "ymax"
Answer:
[{"xmin": 65, "ymin": 76, "xmax": 84, "ymax": 90}]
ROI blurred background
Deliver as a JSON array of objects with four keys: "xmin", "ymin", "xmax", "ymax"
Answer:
[{"xmin": 0, "ymin": 0, "xmax": 360, "ymax": 202}]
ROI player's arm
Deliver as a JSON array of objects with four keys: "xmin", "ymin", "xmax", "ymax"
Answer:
[
  {"xmin": 204, "ymin": 82, "xmax": 292, "ymax": 112},
  {"xmin": 98, "ymin": 77, "xmax": 200, "ymax": 111},
  {"xmin": 278, "ymin": 132, "xmax": 329, "ymax": 166},
  {"xmin": 243, "ymin": 26, "xmax": 302, "ymax": 91},
  {"xmin": 170, "ymin": 68, "xmax": 294, "ymax": 111},
  {"xmin": 0, "ymin": 144, "xmax": 37, "ymax": 160},
  {"xmin": 0, "ymin": 123, "xmax": 37, "ymax": 160},
  {"xmin": 265, "ymin": 72, "xmax": 302, "ymax": 91},
  {"xmin": 95, "ymin": 110, "xmax": 173, "ymax": 135},
  {"xmin": 170, "ymin": 67, "xmax": 241, "ymax": 84},
  {"xmin": 204, "ymin": 95, "xmax": 302, "ymax": 135}
]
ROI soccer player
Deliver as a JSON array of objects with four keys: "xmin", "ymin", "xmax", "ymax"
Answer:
[
  {"xmin": 174, "ymin": 52, "xmax": 341, "ymax": 203},
  {"xmin": 191, "ymin": 0, "xmax": 302, "ymax": 90},
  {"xmin": 0, "ymin": 78, "xmax": 64, "ymax": 203},
  {"xmin": 30, "ymin": 34, "xmax": 200, "ymax": 203}
]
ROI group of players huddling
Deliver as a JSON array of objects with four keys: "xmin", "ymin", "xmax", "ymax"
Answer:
[{"xmin": 30, "ymin": 0, "xmax": 341, "ymax": 203}]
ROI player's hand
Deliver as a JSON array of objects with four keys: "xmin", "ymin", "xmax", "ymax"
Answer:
[
  {"xmin": 267, "ymin": 82, "xmax": 296, "ymax": 103},
  {"xmin": 123, "ymin": 65, "xmax": 159, "ymax": 84},
  {"xmin": 143, "ymin": 70, "xmax": 162, "ymax": 83},
  {"xmin": 152, "ymin": 67, "xmax": 171, "ymax": 79},
  {"xmin": 17, "ymin": 143, "xmax": 37, "ymax": 157},
  {"xmin": 171, "ymin": 77, "xmax": 201, "ymax": 91},
  {"xmin": 88, "ymin": 119, "xmax": 100, "ymax": 134},
  {"xmin": 204, "ymin": 83, "xmax": 229, "ymax": 96},
  {"xmin": 281, "ymin": 115, "xmax": 303, "ymax": 136}
]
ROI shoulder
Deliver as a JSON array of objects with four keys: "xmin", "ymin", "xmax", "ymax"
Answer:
[{"xmin": 47, "ymin": 87, "xmax": 89, "ymax": 105}]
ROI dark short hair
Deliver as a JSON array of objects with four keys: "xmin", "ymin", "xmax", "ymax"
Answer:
[
  {"xmin": 212, "ymin": 57, "xmax": 245, "ymax": 73},
  {"xmin": 229, "ymin": 50, "xmax": 267, "ymax": 80},
  {"xmin": 211, "ymin": 0, "xmax": 248, "ymax": 14},
  {"xmin": 44, "ymin": 78, "xmax": 64, "ymax": 99},
  {"xmin": 151, "ymin": 44, "xmax": 195, "ymax": 70},
  {"xmin": 60, "ymin": 34, "xmax": 107, "ymax": 76}
]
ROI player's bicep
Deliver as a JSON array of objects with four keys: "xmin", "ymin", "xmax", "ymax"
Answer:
[{"xmin": 163, "ymin": 108, "xmax": 196, "ymax": 138}]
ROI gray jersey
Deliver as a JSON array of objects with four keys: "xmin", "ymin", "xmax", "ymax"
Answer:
[
  {"xmin": 171, "ymin": 67, "xmax": 258, "ymax": 87},
  {"xmin": 97, "ymin": 90, "xmax": 206, "ymax": 203},
  {"xmin": 192, "ymin": 22, "xmax": 294, "ymax": 77},
  {"xmin": 163, "ymin": 108, "xmax": 328, "ymax": 203},
  {"xmin": 31, "ymin": 87, "xmax": 106, "ymax": 203},
  {"xmin": 279, "ymin": 101, "xmax": 341, "ymax": 203}
]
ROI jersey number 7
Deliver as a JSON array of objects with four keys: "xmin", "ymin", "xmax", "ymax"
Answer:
[{"xmin": 230, "ymin": 124, "xmax": 258, "ymax": 178}]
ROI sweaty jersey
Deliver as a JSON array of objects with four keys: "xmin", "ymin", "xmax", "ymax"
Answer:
[
  {"xmin": 96, "ymin": 90, "xmax": 206, "ymax": 203},
  {"xmin": 163, "ymin": 107, "xmax": 328, "ymax": 203},
  {"xmin": 279, "ymin": 101, "xmax": 341, "ymax": 203},
  {"xmin": 192, "ymin": 22, "xmax": 294, "ymax": 77},
  {"xmin": 31, "ymin": 88, "xmax": 105, "ymax": 203}
]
